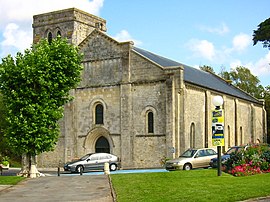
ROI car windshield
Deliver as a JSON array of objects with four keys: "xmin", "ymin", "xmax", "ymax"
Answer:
[
  {"xmin": 80, "ymin": 154, "xmax": 92, "ymax": 160},
  {"xmin": 180, "ymin": 149, "xmax": 197, "ymax": 158},
  {"xmin": 226, "ymin": 147, "xmax": 243, "ymax": 155}
]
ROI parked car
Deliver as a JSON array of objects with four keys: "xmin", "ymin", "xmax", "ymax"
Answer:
[
  {"xmin": 64, "ymin": 153, "xmax": 120, "ymax": 173},
  {"xmin": 165, "ymin": 148, "xmax": 217, "ymax": 171},
  {"xmin": 209, "ymin": 145, "xmax": 249, "ymax": 168}
]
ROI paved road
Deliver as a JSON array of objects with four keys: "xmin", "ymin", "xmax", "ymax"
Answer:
[
  {"xmin": 0, "ymin": 174, "xmax": 114, "ymax": 202},
  {"xmin": 0, "ymin": 168, "xmax": 166, "ymax": 202}
]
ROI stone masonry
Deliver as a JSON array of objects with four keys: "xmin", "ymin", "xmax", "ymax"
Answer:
[{"xmin": 33, "ymin": 8, "xmax": 267, "ymax": 169}]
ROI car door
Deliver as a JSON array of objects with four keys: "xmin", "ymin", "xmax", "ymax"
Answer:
[
  {"xmin": 85, "ymin": 154, "xmax": 100, "ymax": 170},
  {"xmin": 202, "ymin": 149, "xmax": 217, "ymax": 167},
  {"xmin": 97, "ymin": 154, "xmax": 110, "ymax": 170},
  {"xmin": 192, "ymin": 150, "xmax": 207, "ymax": 168}
]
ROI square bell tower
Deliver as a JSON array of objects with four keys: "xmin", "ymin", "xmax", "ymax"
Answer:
[{"xmin": 32, "ymin": 8, "xmax": 107, "ymax": 46}]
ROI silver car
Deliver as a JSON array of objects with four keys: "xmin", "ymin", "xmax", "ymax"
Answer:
[
  {"xmin": 165, "ymin": 148, "xmax": 217, "ymax": 171},
  {"xmin": 64, "ymin": 153, "xmax": 120, "ymax": 173}
]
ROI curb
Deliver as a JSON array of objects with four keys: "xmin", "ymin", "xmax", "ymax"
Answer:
[{"xmin": 108, "ymin": 174, "xmax": 117, "ymax": 202}]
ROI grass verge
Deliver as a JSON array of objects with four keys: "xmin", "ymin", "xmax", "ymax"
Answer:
[
  {"xmin": 0, "ymin": 176, "xmax": 25, "ymax": 185},
  {"xmin": 111, "ymin": 169, "xmax": 270, "ymax": 202}
]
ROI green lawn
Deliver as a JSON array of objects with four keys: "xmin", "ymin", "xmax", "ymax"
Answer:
[
  {"xmin": 111, "ymin": 169, "xmax": 270, "ymax": 202},
  {"xmin": 0, "ymin": 176, "xmax": 25, "ymax": 185}
]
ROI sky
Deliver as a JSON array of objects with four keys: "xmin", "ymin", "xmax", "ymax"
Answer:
[{"xmin": 0, "ymin": 0, "xmax": 269, "ymax": 87}]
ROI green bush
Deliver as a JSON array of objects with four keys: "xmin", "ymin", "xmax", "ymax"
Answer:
[
  {"xmin": 223, "ymin": 144, "xmax": 270, "ymax": 176},
  {"xmin": 0, "ymin": 154, "xmax": 9, "ymax": 166}
]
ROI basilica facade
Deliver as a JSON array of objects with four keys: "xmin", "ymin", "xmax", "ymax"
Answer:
[{"xmin": 33, "ymin": 8, "xmax": 267, "ymax": 168}]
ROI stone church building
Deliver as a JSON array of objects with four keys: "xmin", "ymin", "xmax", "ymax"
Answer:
[{"xmin": 33, "ymin": 8, "xmax": 267, "ymax": 168}]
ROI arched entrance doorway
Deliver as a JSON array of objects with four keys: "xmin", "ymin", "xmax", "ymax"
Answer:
[
  {"xmin": 83, "ymin": 127, "xmax": 114, "ymax": 154},
  {"xmin": 95, "ymin": 136, "xmax": 110, "ymax": 153}
]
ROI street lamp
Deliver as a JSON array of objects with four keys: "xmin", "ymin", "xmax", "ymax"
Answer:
[{"xmin": 212, "ymin": 95, "xmax": 224, "ymax": 176}]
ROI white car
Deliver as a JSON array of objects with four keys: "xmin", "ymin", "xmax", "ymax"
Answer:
[
  {"xmin": 64, "ymin": 153, "xmax": 120, "ymax": 173},
  {"xmin": 165, "ymin": 148, "xmax": 217, "ymax": 170}
]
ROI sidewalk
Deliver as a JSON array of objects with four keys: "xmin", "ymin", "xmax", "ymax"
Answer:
[{"xmin": 0, "ymin": 174, "xmax": 115, "ymax": 202}]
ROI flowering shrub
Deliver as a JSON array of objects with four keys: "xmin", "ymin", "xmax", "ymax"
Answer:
[{"xmin": 223, "ymin": 144, "xmax": 270, "ymax": 176}]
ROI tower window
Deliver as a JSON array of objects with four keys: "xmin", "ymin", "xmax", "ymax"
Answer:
[
  {"xmin": 48, "ymin": 32, "xmax": 52, "ymax": 44},
  {"xmin": 95, "ymin": 104, "xmax": 104, "ymax": 124},
  {"xmin": 147, "ymin": 111, "xmax": 154, "ymax": 133}
]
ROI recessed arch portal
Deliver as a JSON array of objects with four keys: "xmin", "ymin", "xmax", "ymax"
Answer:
[{"xmin": 83, "ymin": 127, "xmax": 114, "ymax": 154}]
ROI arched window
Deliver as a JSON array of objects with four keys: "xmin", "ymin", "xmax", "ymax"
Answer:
[
  {"xmin": 227, "ymin": 125, "xmax": 231, "ymax": 147},
  {"xmin": 48, "ymin": 32, "xmax": 52, "ymax": 44},
  {"xmin": 190, "ymin": 123, "xmax": 195, "ymax": 148},
  {"xmin": 57, "ymin": 30, "xmax": 61, "ymax": 37},
  {"xmin": 95, "ymin": 104, "xmax": 104, "ymax": 124},
  {"xmin": 240, "ymin": 126, "xmax": 243, "ymax": 145},
  {"xmin": 147, "ymin": 111, "xmax": 154, "ymax": 133}
]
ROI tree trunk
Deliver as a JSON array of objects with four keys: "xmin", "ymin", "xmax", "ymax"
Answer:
[{"xmin": 18, "ymin": 153, "xmax": 41, "ymax": 178}]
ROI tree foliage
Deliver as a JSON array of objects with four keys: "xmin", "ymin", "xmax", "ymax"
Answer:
[
  {"xmin": 264, "ymin": 86, "xmax": 270, "ymax": 142},
  {"xmin": 219, "ymin": 66, "xmax": 269, "ymax": 143},
  {"xmin": 199, "ymin": 65, "xmax": 215, "ymax": 73},
  {"xmin": 219, "ymin": 66, "xmax": 264, "ymax": 98},
  {"xmin": 0, "ymin": 94, "xmax": 9, "ymax": 155},
  {"xmin": 0, "ymin": 37, "xmax": 83, "ymax": 156},
  {"xmin": 253, "ymin": 17, "xmax": 270, "ymax": 49}
]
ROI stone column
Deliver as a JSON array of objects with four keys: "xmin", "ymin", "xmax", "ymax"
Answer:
[
  {"xmin": 165, "ymin": 76, "xmax": 175, "ymax": 158},
  {"xmin": 165, "ymin": 66, "xmax": 184, "ymax": 158},
  {"xmin": 205, "ymin": 91, "xmax": 212, "ymax": 148},
  {"xmin": 119, "ymin": 43, "xmax": 133, "ymax": 168},
  {"xmin": 234, "ymin": 99, "xmax": 239, "ymax": 145},
  {"xmin": 120, "ymin": 84, "xmax": 133, "ymax": 168}
]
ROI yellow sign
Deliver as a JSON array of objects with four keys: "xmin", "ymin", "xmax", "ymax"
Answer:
[{"xmin": 212, "ymin": 109, "xmax": 224, "ymax": 146}]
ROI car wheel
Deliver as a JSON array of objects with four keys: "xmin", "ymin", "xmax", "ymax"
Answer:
[
  {"xmin": 76, "ymin": 165, "xmax": 84, "ymax": 173},
  {"xmin": 183, "ymin": 163, "xmax": 192, "ymax": 170},
  {"xmin": 109, "ymin": 163, "xmax": 117, "ymax": 171}
]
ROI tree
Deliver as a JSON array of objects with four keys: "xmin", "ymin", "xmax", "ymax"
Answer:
[
  {"xmin": 253, "ymin": 17, "xmax": 270, "ymax": 49},
  {"xmin": 219, "ymin": 66, "xmax": 264, "ymax": 99},
  {"xmin": 199, "ymin": 65, "xmax": 215, "ymax": 73},
  {"xmin": 0, "ymin": 94, "xmax": 8, "ymax": 155},
  {"xmin": 0, "ymin": 37, "xmax": 82, "ymax": 177},
  {"xmin": 264, "ymin": 86, "xmax": 270, "ymax": 143},
  {"xmin": 252, "ymin": 18, "xmax": 270, "ymax": 143}
]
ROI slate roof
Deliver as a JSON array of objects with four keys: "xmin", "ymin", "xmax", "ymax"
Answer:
[{"xmin": 133, "ymin": 47, "xmax": 261, "ymax": 105}]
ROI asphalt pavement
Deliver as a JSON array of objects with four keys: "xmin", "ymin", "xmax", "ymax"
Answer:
[
  {"xmin": 0, "ymin": 168, "xmax": 167, "ymax": 202},
  {"xmin": 0, "ymin": 168, "xmax": 115, "ymax": 202}
]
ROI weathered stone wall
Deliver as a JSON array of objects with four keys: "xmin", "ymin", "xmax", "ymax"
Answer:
[
  {"xmin": 224, "ymin": 96, "xmax": 236, "ymax": 148},
  {"xmin": 134, "ymin": 136, "xmax": 166, "ymax": 168},
  {"xmin": 130, "ymin": 52, "xmax": 167, "ymax": 82},
  {"xmin": 184, "ymin": 85, "xmax": 206, "ymax": 149},
  {"xmin": 237, "ymin": 100, "xmax": 252, "ymax": 144},
  {"xmin": 37, "ymin": 136, "xmax": 65, "ymax": 167},
  {"xmin": 33, "ymin": 8, "xmax": 106, "ymax": 45},
  {"xmin": 130, "ymin": 82, "xmax": 167, "ymax": 167},
  {"xmin": 253, "ymin": 105, "xmax": 264, "ymax": 142},
  {"xmin": 74, "ymin": 86, "xmax": 122, "ymax": 156}
]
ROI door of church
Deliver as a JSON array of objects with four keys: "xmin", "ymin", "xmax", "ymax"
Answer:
[{"xmin": 95, "ymin": 136, "xmax": 110, "ymax": 153}]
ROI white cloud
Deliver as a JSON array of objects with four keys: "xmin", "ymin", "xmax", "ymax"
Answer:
[
  {"xmin": 199, "ymin": 23, "xmax": 229, "ymax": 35},
  {"xmin": 250, "ymin": 52, "xmax": 270, "ymax": 77},
  {"xmin": 229, "ymin": 51, "xmax": 270, "ymax": 77},
  {"xmin": 112, "ymin": 30, "xmax": 142, "ymax": 46},
  {"xmin": 0, "ymin": 0, "xmax": 104, "ymax": 58},
  {"xmin": 187, "ymin": 39, "xmax": 215, "ymax": 61},
  {"xmin": 0, "ymin": 0, "xmax": 104, "ymax": 26},
  {"xmin": 0, "ymin": 23, "xmax": 32, "ymax": 57},
  {"xmin": 232, "ymin": 33, "xmax": 252, "ymax": 52}
]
